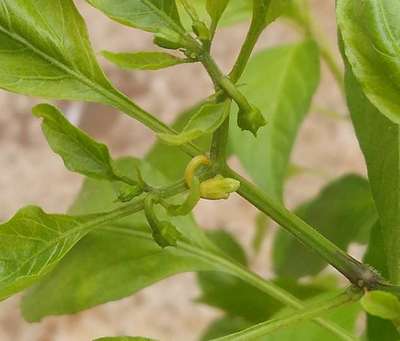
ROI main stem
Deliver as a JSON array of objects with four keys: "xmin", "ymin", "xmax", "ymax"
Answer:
[{"xmin": 225, "ymin": 167, "xmax": 382, "ymax": 289}]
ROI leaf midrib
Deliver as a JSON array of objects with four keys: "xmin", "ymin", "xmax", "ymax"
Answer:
[{"xmin": 0, "ymin": 22, "xmax": 132, "ymax": 115}]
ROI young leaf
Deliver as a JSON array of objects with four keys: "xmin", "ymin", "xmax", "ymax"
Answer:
[
  {"xmin": 157, "ymin": 102, "xmax": 229, "ymax": 145},
  {"xmin": 102, "ymin": 51, "xmax": 185, "ymax": 70},
  {"xmin": 361, "ymin": 291, "xmax": 400, "ymax": 321},
  {"xmin": 86, "ymin": 0, "xmax": 184, "ymax": 35},
  {"xmin": 229, "ymin": 40, "xmax": 320, "ymax": 200},
  {"xmin": 0, "ymin": 206, "xmax": 106, "ymax": 301},
  {"xmin": 0, "ymin": 0, "xmax": 117, "ymax": 103},
  {"xmin": 344, "ymin": 59, "xmax": 400, "ymax": 284},
  {"xmin": 273, "ymin": 175, "xmax": 378, "ymax": 279},
  {"xmin": 34, "ymin": 104, "xmax": 133, "ymax": 185},
  {"xmin": 337, "ymin": 0, "xmax": 400, "ymax": 124},
  {"xmin": 146, "ymin": 101, "xmax": 212, "ymax": 181}
]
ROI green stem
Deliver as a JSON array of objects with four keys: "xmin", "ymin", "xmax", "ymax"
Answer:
[
  {"xmin": 229, "ymin": 0, "xmax": 269, "ymax": 83},
  {"xmin": 105, "ymin": 225, "xmax": 358, "ymax": 341},
  {"xmin": 199, "ymin": 52, "xmax": 253, "ymax": 113},
  {"xmin": 225, "ymin": 167, "xmax": 383, "ymax": 289},
  {"xmin": 178, "ymin": 0, "xmax": 199, "ymax": 22},
  {"xmin": 210, "ymin": 288, "xmax": 362, "ymax": 341},
  {"xmin": 210, "ymin": 108, "xmax": 231, "ymax": 168}
]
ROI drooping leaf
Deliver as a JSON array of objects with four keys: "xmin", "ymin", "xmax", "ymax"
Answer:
[
  {"xmin": 337, "ymin": 0, "xmax": 400, "ymax": 124},
  {"xmin": 201, "ymin": 316, "xmax": 252, "ymax": 341},
  {"xmin": 229, "ymin": 40, "xmax": 320, "ymax": 200},
  {"xmin": 157, "ymin": 102, "xmax": 229, "ymax": 145},
  {"xmin": 86, "ymin": 0, "xmax": 184, "ymax": 35},
  {"xmin": 273, "ymin": 174, "xmax": 378, "ymax": 279},
  {"xmin": 343, "ymin": 57, "xmax": 400, "ymax": 284},
  {"xmin": 361, "ymin": 291, "xmax": 400, "ymax": 321},
  {"xmin": 102, "ymin": 51, "xmax": 185, "ymax": 70},
  {"xmin": 0, "ymin": 206, "xmax": 107, "ymax": 301},
  {"xmin": 21, "ymin": 158, "xmax": 217, "ymax": 321},
  {"xmin": 0, "ymin": 0, "xmax": 119, "ymax": 103},
  {"xmin": 34, "ymin": 103, "xmax": 135, "ymax": 185}
]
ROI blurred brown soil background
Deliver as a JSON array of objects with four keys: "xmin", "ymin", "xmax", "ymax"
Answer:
[{"xmin": 0, "ymin": 1, "xmax": 365, "ymax": 340}]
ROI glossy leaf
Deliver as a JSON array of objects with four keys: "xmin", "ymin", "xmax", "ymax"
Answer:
[
  {"xmin": 273, "ymin": 174, "xmax": 378, "ymax": 279},
  {"xmin": 34, "ymin": 104, "xmax": 133, "ymax": 185},
  {"xmin": 0, "ymin": 0, "xmax": 118, "ymax": 103},
  {"xmin": 361, "ymin": 291, "xmax": 400, "ymax": 321},
  {"xmin": 102, "ymin": 51, "xmax": 185, "ymax": 70},
  {"xmin": 229, "ymin": 40, "xmax": 320, "ymax": 200},
  {"xmin": 0, "ymin": 206, "xmax": 106, "ymax": 301},
  {"xmin": 158, "ymin": 102, "xmax": 229, "ymax": 145},
  {"xmin": 337, "ymin": 0, "xmax": 400, "ymax": 124},
  {"xmin": 86, "ymin": 0, "xmax": 184, "ymax": 35},
  {"xmin": 21, "ymin": 158, "xmax": 217, "ymax": 321},
  {"xmin": 344, "ymin": 60, "xmax": 400, "ymax": 284}
]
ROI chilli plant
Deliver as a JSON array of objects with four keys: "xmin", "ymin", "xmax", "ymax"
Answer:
[{"xmin": 1, "ymin": 0, "xmax": 400, "ymax": 340}]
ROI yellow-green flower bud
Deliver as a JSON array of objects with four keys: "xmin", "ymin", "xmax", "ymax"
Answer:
[{"xmin": 200, "ymin": 175, "xmax": 240, "ymax": 200}]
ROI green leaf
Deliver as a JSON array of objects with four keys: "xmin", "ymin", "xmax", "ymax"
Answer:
[
  {"xmin": 0, "ymin": 0, "xmax": 118, "ymax": 103},
  {"xmin": 364, "ymin": 223, "xmax": 400, "ymax": 340},
  {"xmin": 366, "ymin": 315, "xmax": 400, "ymax": 341},
  {"xmin": 265, "ymin": 301, "xmax": 361, "ymax": 341},
  {"xmin": 200, "ymin": 283, "xmax": 358, "ymax": 340},
  {"xmin": 157, "ymin": 102, "xmax": 229, "ymax": 145},
  {"xmin": 273, "ymin": 174, "xmax": 378, "ymax": 279},
  {"xmin": 229, "ymin": 40, "xmax": 320, "ymax": 200},
  {"xmin": 146, "ymin": 101, "xmax": 212, "ymax": 181},
  {"xmin": 21, "ymin": 158, "xmax": 217, "ymax": 321},
  {"xmin": 34, "ymin": 104, "xmax": 134, "ymax": 185},
  {"xmin": 102, "ymin": 51, "xmax": 185, "ymax": 70},
  {"xmin": 95, "ymin": 337, "xmax": 156, "ymax": 341},
  {"xmin": 0, "ymin": 206, "xmax": 106, "ymax": 301},
  {"xmin": 337, "ymin": 0, "xmax": 400, "ymax": 124},
  {"xmin": 86, "ymin": 0, "xmax": 184, "ymax": 35},
  {"xmin": 361, "ymin": 291, "xmax": 400, "ymax": 321},
  {"xmin": 343, "ymin": 57, "xmax": 400, "ymax": 284},
  {"xmin": 207, "ymin": 0, "xmax": 230, "ymax": 28},
  {"xmin": 201, "ymin": 316, "xmax": 251, "ymax": 341}
]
